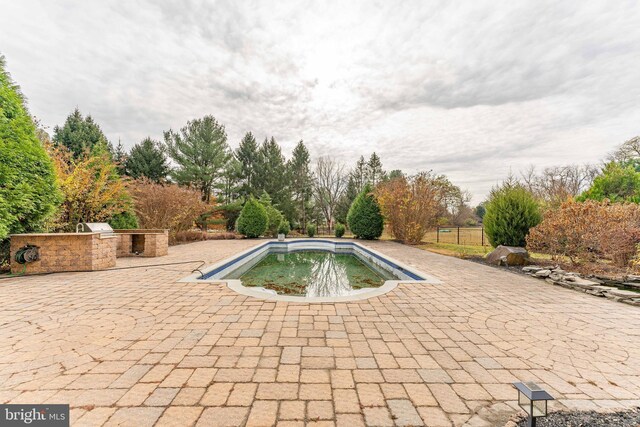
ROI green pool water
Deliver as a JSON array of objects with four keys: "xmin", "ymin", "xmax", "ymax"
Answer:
[{"xmin": 239, "ymin": 251, "xmax": 395, "ymax": 297}]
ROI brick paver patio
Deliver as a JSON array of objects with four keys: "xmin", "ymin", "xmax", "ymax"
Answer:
[{"xmin": 1, "ymin": 239, "xmax": 639, "ymax": 426}]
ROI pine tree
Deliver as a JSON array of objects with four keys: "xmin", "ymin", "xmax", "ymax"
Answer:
[
  {"xmin": 164, "ymin": 116, "xmax": 231, "ymax": 203},
  {"xmin": 217, "ymin": 157, "xmax": 242, "ymax": 204},
  {"xmin": 125, "ymin": 137, "xmax": 170, "ymax": 182},
  {"xmin": 288, "ymin": 140, "xmax": 313, "ymax": 230},
  {"xmin": 353, "ymin": 155, "xmax": 368, "ymax": 192},
  {"xmin": 334, "ymin": 156, "xmax": 371, "ymax": 224},
  {"xmin": 335, "ymin": 175, "xmax": 359, "ymax": 225},
  {"xmin": 387, "ymin": 169, "xmax": 404, "ymax": 180},
  {"xmin": 114, "ymin": 140, "xmax": 127, "ymax": 175},
  {"xmin": 53, "ymin": 108, "xmax": 112, "ymax": 158},
  {"xmin": 256, "ymin": 137, "xmax": 292, "ymax": 218},
  {"xmin": 366, "ymin": 152, "xmax": 384, "ymax": 187},
  {"xmin": 236, "ymin": 131, "xmax": 260, "ymax": 198}
]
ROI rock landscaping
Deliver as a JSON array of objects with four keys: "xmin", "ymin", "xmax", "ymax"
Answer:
[
  {"xmin": 523, "ymin": 265, "xmax": 640, "ymax": 306},
  {"xmin": 512, "ymin": 408, "xmax": 640, "ymax": 427}
]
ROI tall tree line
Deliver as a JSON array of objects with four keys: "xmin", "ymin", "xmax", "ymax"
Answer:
[{"xmin": 51, "ymin": 109, "xmax": 410, "ymax": 232}]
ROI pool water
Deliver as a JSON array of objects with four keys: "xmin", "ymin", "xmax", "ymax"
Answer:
[{"xmin": 238, "ymin": 251, "xmax": 396, "ymax": 297}]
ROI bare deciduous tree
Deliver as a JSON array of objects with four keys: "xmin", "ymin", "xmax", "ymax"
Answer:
[
  {"xmin": 520, "ymin": 164, "xmax": 598, "ymax": 207},
  {"xmin": 313, "ymin": 157, "xmax": 347, "ymax": 231},
  {"xmin": 610, "ymin": 136, "xmax": 640, "ymax": 163}
]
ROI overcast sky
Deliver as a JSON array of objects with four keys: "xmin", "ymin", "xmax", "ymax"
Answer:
[{"xmin": 2, "ymin": 1, "xmax": 640, "ymax": 203}]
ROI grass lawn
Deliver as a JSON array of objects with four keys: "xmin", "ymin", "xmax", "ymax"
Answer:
[
  {"xmin": 417, "ymin": 242, "xmax": 491, "ymax": 258},
  {"xmin": 417, "ymin": 241, "xmax": 555, "ymax": 263}
]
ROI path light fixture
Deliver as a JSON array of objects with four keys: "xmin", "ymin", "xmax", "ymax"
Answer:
[{"xmin": 513, "ymin": 381, "xmax": 554, "ymax": 427}]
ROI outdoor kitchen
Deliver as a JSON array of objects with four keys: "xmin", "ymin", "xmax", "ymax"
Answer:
[{"xmin": 8, "ymin": 223, "xmax": 169, "ymax": 275}]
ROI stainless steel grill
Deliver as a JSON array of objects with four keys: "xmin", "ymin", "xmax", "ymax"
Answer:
[{"xmin": 76, "ymin": 222, "xmax": 115, "ymax": 236}]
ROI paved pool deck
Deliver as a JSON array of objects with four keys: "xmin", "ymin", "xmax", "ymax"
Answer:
[{"xmin": 1, "ymin": 239, "xmax": 639, "ymax": 426}]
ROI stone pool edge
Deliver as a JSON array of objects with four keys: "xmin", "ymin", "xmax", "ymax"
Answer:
[{"xmin": 177, "ymin": 239, "xmax": 441, "ymax": 303}]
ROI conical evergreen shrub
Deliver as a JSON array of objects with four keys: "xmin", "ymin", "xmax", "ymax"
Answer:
[
  {"xmin": 484, "ymin": 183, "xmax": 541, "ymax": 247},
  {"xmin": 236, "ymin": 197, "xmax": 268, "ymax": 238},
  {"xmin": 347, "ymin": 185, "xmax": 384, "ymax": 240}
]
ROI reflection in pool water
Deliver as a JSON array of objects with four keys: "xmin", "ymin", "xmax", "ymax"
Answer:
[{"xmin": 238, "ymin": 251, "xmax": 395, "ymax": 297}]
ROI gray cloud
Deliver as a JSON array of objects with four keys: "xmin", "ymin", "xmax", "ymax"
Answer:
[{"xmin": 2, "ymin": 0, "xmax": 639, "ymax": 203}]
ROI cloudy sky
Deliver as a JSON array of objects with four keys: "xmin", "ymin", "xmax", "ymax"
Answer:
[{"xmin": 2, "ymin": 0, "xmax": 640, "ymax": 202}]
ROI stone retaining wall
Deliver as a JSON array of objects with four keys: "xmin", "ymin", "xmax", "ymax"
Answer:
[{"xmin": 10, "ymin": 233, "xmax": 117, "ymax": 274}]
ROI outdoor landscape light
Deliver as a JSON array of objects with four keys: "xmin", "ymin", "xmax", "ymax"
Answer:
[{"xmin": 513, "ymin": 381, "xmax": 554, "ymax": 427}]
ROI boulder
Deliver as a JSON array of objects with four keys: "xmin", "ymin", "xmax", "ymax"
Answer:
[
  {"xmin": 486, "ymin": 246, "xmax": 530, "ymax": 266},
  {"xmin": 522, "ymin": 266, "xmax": 544, "ymax": 273}
]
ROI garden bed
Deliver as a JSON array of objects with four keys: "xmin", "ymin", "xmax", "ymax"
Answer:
[{"xmin": 514, "ymin": 409, "xmax": 640, "ymax": 427}]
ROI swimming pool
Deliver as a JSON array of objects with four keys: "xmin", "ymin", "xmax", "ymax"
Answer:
[{"xmin": 180, "ymin": 240, "xmax": 440, "ymax": 302}]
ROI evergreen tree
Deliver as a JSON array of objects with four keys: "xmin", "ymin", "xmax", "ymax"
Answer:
[
  {"xmin": 114, "ymin": 140, "xmax": 127, "ymax": 175},
  {"xmin": 353, "ymin": 155, "xmax": 368, "ymax": 192},
  {"xmin": 347, "ymin": 184, "xmax": 384, "ymax": 240},
  {"xmin": 164, "ymin": 115, "xmax": 231, "ymax": 203},
  {"xmin": 53, "ymin": 108, "xmax": 112, "ymax": 158},
  {"xmin": 0, "ymin": 56, "xmax": 61, "ymax": 248},
  {"xmin": 258, "ymin": 191, "xmax": 285, "ymax": 237},
  {"xmin": 125, "ymin": 137, "xmax": 170, "ymax": 182},
  {"xmin": 288, "ymin": 140, "xmax": 313, "ymax": 230},
  {"xmin": 335, "ymin": 175, "xmax": 359, "ymax": 225},
  {"xmin": 236, "ymin": 131, "xmax": 260, "ymax": 198},
  {"xmin": 217, "ymin": 157, "xmax": 242, "ymax": 204},
  {"xmin": 387, "ymin": 169, "xmax": 404, "ymax": 180},
  {"xmin": 366, "ymin": 152, "xmax": 384, "ymax": 187},
  {"xmin": 334, "ymin": 155, "xmax": 375, "ymax": 224},
  {"xmin": 256, "ymin": 137, "xmax": 286, "ymax": 196},
  {"xmin": 256, "ymin": 137, "xmax": 293, "ymax": 219}
]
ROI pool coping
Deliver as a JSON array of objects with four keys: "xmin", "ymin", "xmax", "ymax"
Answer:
[{"xmin": 178, "ymin": 239, "xmax": 441, "ymax": 302}]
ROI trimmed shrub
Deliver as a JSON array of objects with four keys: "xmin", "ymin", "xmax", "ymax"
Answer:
[
  {"xmin": 484, "ymin": 183, "xmax": 541, "ymax": 247},
  {"xmin": 237, "ymin": 197, "xmax": 268, "ymax": 238},
  {"xmin": 334, "ymin": 223, "xmax": 346, "ymax": 238},
  {"xmin": 0, "ymin": 56, "xmax": 61, "ymax": 247},
  {"xmin": 278, "ymin": 220, "xmax": 290, "ymax": 236},
  {"xmin": 527, "ymin": 200, "xmax": 640, "ymax": 267},
  {"xmin": 109, "ymin": 211, "xmax": 138, "ymax": 229},
  {"xmin": 347, "ymin": 185, "xmax": 384, "ymax": 240},
  {"xmin": 307, "ymin": 224, "xmax": 316, "ymax": 237}
]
